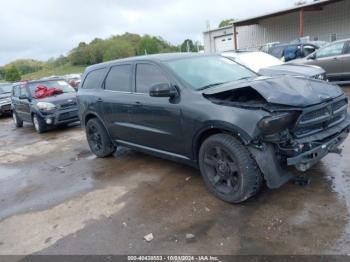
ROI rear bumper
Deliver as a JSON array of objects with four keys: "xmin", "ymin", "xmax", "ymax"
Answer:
[{"xmin": 287, "ymin": 127, "xmax": 350, "ymax": 171}]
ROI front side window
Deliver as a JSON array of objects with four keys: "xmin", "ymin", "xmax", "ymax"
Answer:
[
  {"xmin": 105, "ymin": 65, "xmax": 132, "ymax": 92},
  {"xmin": 136, "ymin": 64, "xmax": 169, "ymax": 94},
  {"xmin": 13, "ymin": 86, "xmax": 20, "ymax": 97},
  {"xmin": 82, "ymin": 69, "xmax": 106, "ymax": 89},
  {"xmin": 166, "ymin": 56, "xmax": 256, "ymax": 90},
  {"xmin": 20, "ymin": 86, "xmax": 29, "ymax": 97},
  {"xmin": 316, "ymin": 42, "xmax": 345, "ymax": 59}
]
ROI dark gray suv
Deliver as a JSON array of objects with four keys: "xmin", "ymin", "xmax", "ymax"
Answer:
[
  {"xmin": 78, "ymin": 53, "xmax": 350, "ymax": 203},
  {"xmin": 12, "ymin": 78, "xmax": 79, "ymax": 133}
]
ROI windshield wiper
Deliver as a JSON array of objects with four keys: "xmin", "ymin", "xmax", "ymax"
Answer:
[
  {"xmin": 197, "ymin": 82, "xmax": 227, "ymax": 91},
  {"xmin": 236, "ymin": 76, "xmax": 255, "ymax": 81}
]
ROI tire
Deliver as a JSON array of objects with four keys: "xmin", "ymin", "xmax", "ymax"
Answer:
[
  {"xmin": 86, "ymin": 118, "xmax": 115, "ymax": 158},
  {"xmin": 32, "ymin": 114, "xmax": 47, "ymax": 134},
  {"xmin": 199, "ymin": 134, "xmax": 262, "ymax": 204},
  {"xmin": 13, "ymin": 110, "xmax": 23, "ymax": 128}
]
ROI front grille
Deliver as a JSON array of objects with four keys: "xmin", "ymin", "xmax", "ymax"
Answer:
[
  {"xmin": 60, "ymin": 101, "xmax": 77, "ymax": 110},
  {"xmin": 58, "ymin": 110, "xmax": 78, "ymax": 121},
  {"xmin": 294, "ymin": 98, "xmax": 348, "ymax": 138}
]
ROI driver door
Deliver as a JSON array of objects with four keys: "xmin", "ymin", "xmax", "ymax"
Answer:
[{"xmin": 126, "ymin": 62, "xmax": 185, "ymax": 155}]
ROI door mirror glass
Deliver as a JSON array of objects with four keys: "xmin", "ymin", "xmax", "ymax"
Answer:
[
  {"xmin": 308, "ymin": 53, "xmax": 316, "ymax": 60},
  {"xmin": 149, "ymin": 83, "xmax": 178, "ymax": 98}
]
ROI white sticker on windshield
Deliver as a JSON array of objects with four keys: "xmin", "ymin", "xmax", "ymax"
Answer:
[{"xmin": 58, "ymin": 81, "xmax": 66, "ymax": 85}]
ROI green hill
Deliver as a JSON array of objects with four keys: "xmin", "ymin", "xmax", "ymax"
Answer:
[{"xmin": 21, "ymin": 64, "xmax": 86, "ymax": 80}]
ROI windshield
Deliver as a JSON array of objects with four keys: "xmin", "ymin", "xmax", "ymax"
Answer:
[
  {"xmin": 28, "ymin": 80, "xmax": 75, "ymax": 96},
  {"xmin": 166, "ymin": 56, "xmax": 257, "ymax": 90},
  {"xmin": 233, "ymin": 52, "xmax": 283, "ymax": 72},
  {"xmin": 0, "ymin": 84, "xmax": 13, "ymax": 94}
]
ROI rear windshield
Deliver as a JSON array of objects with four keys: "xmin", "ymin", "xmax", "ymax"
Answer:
[
  {"xmin": 0, "ymin": 84, "xmax": 12, "ymax": 94},
  {"xmin": 28, "ymin": 80, "xmax": 75, "ymax": 96}
]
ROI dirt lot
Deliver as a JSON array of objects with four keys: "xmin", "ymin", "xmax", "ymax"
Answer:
[{"xmin": 0, "ymin": 89, "xmax": 350, "ymax": 256}]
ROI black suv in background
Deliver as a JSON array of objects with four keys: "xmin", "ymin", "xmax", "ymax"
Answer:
[
  {"xmin": 78, "ymin": 53, "xmax": 349, "ymax": 203},
  {"xmin": 0, "ymin": 83, "xmax": 13, "ymax": 116},
  {"xmin": 11, "ymin": 78, "xmax": 79, "ymax": 133}
]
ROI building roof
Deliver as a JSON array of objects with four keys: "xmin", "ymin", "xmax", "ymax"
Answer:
[{"xmin": 233, "ymin": 0, "xmax": 342, "ymax": 26}]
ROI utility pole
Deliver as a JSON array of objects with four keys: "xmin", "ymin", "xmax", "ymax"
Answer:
[{"xmin": 186, "ymin": 40, "xmax": 190, "ymax": 53}]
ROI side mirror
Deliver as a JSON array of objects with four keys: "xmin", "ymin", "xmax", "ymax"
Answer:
[
  {"xmin": 149, "ymin": 83, "xmax": 178, "ymax": 98},
  {"xmin": 19, "ymin": 94, "xmax": 29, "ymax": 100},
  {"xmin": 308, "ymin": 53, "xmax": 316, "ymax": 60}
]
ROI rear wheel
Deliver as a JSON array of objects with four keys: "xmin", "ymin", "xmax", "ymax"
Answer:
[
  {"xmin": 13, "ymin": 110, "xmax": 23, "ymax": 128},
  {"xmin": 199, "ymin": 134, "xmax": 262, "ymax": 203},
  {"xmin": 86, "ymin": 118, "xmax": 115, "ymax": 157},
  {"xmin": 32, "ymin": 114, "xmax": 47, "ymax": 133}
]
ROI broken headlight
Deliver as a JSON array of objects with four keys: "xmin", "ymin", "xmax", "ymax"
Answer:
[{"xmin": 258, "ymin": 112, "xmax": 298, "ymax": 136}]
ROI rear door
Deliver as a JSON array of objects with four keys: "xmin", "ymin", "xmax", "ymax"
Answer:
[
  {"xmin": 99, "ymin": 64, "xmax": 135, "ymax": 141},
  {"xmin": 12, "ymin": 85, "xmax": 21, "ymax": 115},
  {"xmin": 16, "ymin": 85, "xmax": 32, "ymax": 121}
]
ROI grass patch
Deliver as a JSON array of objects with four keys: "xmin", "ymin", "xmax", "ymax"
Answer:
[{"xmin": 21, "ymin": 64, "xmax": 86, "ymax": 80}]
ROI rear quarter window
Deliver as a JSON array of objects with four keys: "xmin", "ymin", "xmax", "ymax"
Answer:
[{"xmin": 82, "ymin": 68, "xmax": 106, "ymax": 89}]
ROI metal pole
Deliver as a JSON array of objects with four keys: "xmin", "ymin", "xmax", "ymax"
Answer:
[
  {"xmin": 299, "ymin": 8, "xmax": 305, "ymax": 37},
  {"xmin": 234, "ymin": 24, "xmax": 238, "ymax": 50}
]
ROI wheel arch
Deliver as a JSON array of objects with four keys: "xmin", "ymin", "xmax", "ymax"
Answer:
[
  {"xmin": 83, "ymin": 112, "xmax": 113, "ymax": 142},
  {"xmin": 192, "ymin": 121, "xmax": 253, "ymax": 161}
]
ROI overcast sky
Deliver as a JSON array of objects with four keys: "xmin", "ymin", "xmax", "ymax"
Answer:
[{"xmin": 0, "ymin": 0, "xmax": 295, "ymax": 65}]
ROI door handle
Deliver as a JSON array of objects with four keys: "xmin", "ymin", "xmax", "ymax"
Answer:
[
  {"xmin": 97, "ymin": 98, "xmax": 103, "ymax": 102},
  {"xmin": 135, "ymin": 101, "xmax": 142, "ymax": 107}
]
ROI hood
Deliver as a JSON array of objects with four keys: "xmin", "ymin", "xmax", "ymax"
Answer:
[
  {"xmin": 35, "ymin": 92, "xmax": 77, "ymax": 105},
  {"xmin": 259, "ymin": 63, "xmax": 324, "ymax": 77},
  {"xmin": 0, "ymin": 93, "xmax": 11, "ymax": 99},
  {"xmin": 203, "ymin": 75, "xmax": 343, "ymax": 107}
]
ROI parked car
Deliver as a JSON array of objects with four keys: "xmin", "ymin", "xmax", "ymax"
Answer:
[
  {"xmin": 78, "ymin": 53, "xmax": 349, "ymax": 203},
  {"xmin": 292, "ymin": 39, "xmax": 350, "ymax": 84},
  {"xmin": 268, "ymin": 42, "xmax": 322, "ymax": 62},
  {"xmin": 11, "ymin": 78, "xmax": 79, "ymax": 133},
  {"xmin": 0, "ymin": 83, "xmax": 13, "ymax": 116},
  {"xmin": 259, "ymin": 42, "xmax": 280, "ymax": 53},
  {"xmin": 222, "ymin": 51, "xmax": 326, "ymax": 80}
]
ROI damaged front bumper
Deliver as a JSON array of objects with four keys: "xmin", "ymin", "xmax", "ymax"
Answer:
[
  {"xmin": 287, "ymin": 128, "xmax": 349, "ymax": 171},
  {"xmin": 249, "ymin": 116, "xmax": 350, "ymax": 189}
]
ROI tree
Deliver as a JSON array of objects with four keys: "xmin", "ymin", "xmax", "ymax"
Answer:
[
  {"xmin": 5, "ymin": 66, "xmax": 21, "ymax": 82},
  {"xmin": 219, "ymin": 19, "xmax": 235, "ymax": 28},
  {"xmin": 103, "ymin": 40, "xmax": 134, "ymax": 61},
  {"xmin": 180, "ymin": 39, "xmax": 196, "ymax": 52},
  {"xmin": 137, "ymin": 36, "xmax": 160, "ymax": 55},
  {"xmin": 0, "ymin": 67, "xmax": 5, "ymax": 79}
]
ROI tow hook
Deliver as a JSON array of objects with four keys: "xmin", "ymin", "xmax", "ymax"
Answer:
[{"xmin": 293, "ymin": 175, "xmax": 311, "ymax": 187}]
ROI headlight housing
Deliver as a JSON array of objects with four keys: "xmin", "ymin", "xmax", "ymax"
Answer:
[
  {"xmin": 313, "ymin": 73, "xmax": 326, "ymax": 81},
  {"xmin": 36, "ymin": 102, "xmax": 56, "ymax": 111},
  {"xmin": 258, "ymin": 112, "xmax": 299, "ymax": 136}
]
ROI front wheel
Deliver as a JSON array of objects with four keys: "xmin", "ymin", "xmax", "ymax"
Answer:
[
  {"xmin": 86, "ymin": 118, "xmax": 115, "ymax": 158},
  {"xmin": 199, "ymin": 134, "xmax": 262, "ymax": 204},
  {"xmin": 13, "ymin": 110, "xmax": 23, "ymax": 128},
  {"xmin": 32, "ymin": 114, "xmax": 47, "ymax": 133}
]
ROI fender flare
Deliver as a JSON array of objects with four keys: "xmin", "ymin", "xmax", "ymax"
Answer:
[
  {"xmin": 192, "ymin": 120, "xmax": 253, "ymax": 160},
  {"xmin": 82, "ymin": 111, "xmax": 114, "ymax": 141}
]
